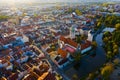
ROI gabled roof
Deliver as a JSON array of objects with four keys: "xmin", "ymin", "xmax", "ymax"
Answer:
[
  {"xmin": 38, "ymin": 72, "xmax": 49, "ymax": 80},
  {"xmin": 81, "ymin": 41, "xmax": 91, "ymax": 50},
  {"xmin": 5, "ymin": 55, "xmax": 11, "ymax": 61},
  {"xmin": 8, "ymin": 73, "xmax": 18, "ymax": 80},
  {"xmin": 57, "ymin": 48, "xmax": 67, "ymax": 58},
  {"xmin": 0, "ymin": 77, "xmax": 7, "ymax": 80},
  {"xmin": 67, "ymin": 39, "xmax": 78, "ymax": 48},
  {"xmin": 23, "ymin": 73, "xmax": 38, "ymax": 80},
  {"xmin": 0, "ymin": 59, "xmax": 8, "ymax": 64},
  {"xmin": 43, "ymin": 72, "xmax": 56, "ymax": 80},
  {"xmin": 59, "ymin": 36, "xmax": 78, "ymax": 48},
  {"xmin": 38, "ymin": 72, "xmax": 56, "ymax": 80},
  {"xmin": 22, "ymin": 64, "xmax": 30, "ymax": 70},
  {"xmin": 59, "ymin": 36, "xmax": 67, "ymax": 43},
  {"xmin": 59, "ymin": 36, "xmax": 91, "ymax": 50},
  {"xmin": 0, "ymin": 37, "xmax": 15, "ymax": 45}
]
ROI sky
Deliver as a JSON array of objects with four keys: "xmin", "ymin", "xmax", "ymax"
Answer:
[{"xmin": 0, "ymin": 0, "xmax": 120, "ymax": 3}]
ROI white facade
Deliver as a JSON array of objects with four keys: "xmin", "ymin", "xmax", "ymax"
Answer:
[
  {"xmin": 70, "ymin": 26, "xmax": 76, "ymax": 39},
  {"xmin": 87, "ymin": 30, "xmax": 93, "ymax": 42},
  {"xmin": 6, "ymin": 64, "xmax": 13, "ymax": 70},
  {"xmin": 21, "ymin": 35, "xmax": 29, "ymax": 43}
]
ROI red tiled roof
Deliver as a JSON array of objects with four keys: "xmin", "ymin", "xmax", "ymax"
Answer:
[
  {"xmin": 22, "ymin": 64, "xmax": 30, "ymax": 70},
  {"xmin": 67, "ymin": 39, "xmax": 78, "ymax": 48},
  {"xmin": 0, "ymin": 77, "xmax": 7, "ymax": 80},
  {"xmin": 1, "ymin": 59, "xmax": 8, "ymax": 64},
  {"xmin": 59, "ymin": 36, "xmax": 67, "ymax": 43},
  {"xmin": 59, "ymin": 36, "xmax": 91, "ymax": 50},
  {"xmin": 0, "ymin": 49, "xmax": 11, "ymax": 56},
  {"xmin": 57, "ymin": 48, "xmax": 67, "ymax": 58},
  {"xmin": 5, "ymin": 55, "xmax": 11, "ymax": 61},
  {"xmin": 59, "ymin": 36, "xmax": 78, "ymax": 48},
  {"xmin": 0, "ymin": 37, "xmax": 15, "ymax": 45},
  {"xmin": 81, "ymin": 41, "xmax": 91, "ymax": 50},
  {"xmin": 23, "ymin": 74, "xmax": 38, "ymax": 80},
  {"xmin": 8, "ymin": 73, "xmax": 18, "ymax": 80},
  {"xmin": 43, "ymin": 72, "xmax": 56, "ymax": 80}
]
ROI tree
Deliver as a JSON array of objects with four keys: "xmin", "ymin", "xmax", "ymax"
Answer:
[
  {"xmin": 102, "ymin": 3, "xmax": 108, "ymax": 7},
  {"xmin": 113, "ymin": 44, "xmax": 118, "ymax": 49},
  {"xmin": 34, "ymin": 13, "xmax": 38, "ymax": 17},
  {"xmin": 91, "ymin": 41, "xmax": 98, "ymax": 49},
  {"xmin": 22, "ymin": 13, "xmax": 27, "ymax": 17},
  {"xmin": 0, "ymin": 15, "xmax": 10, "ymax": 21},
  {"xmin": 68, "ymin": 8, "xmax": 73, "ymax": 12},
  {"xmin": 72, "ymin": 74, "xmax": 79, "ymax": 80},
  {"xmin": 112, "ymin": 31, "xmax": 120, "ymax": 45},
  {"xmin": 76, "ymin": 35, "xmax": 81, "ymax": 44},
  {"xmin": 103, "ymin": 15, "xmax": 120, "ymax": 27},
  {"xmin": 97, "ymin": 22, "xmax": 102, "ymax": 27},
  {"xmin": 101, "ymin": 63, "xmax": 114, "ymax": 80},
  {"xmin": 65, "ymin": 8, "xmax": 73, "ymax": 13},
  {"xmin": 106, "ymin": 51, "xmax": 113, "ymax": 60},
  {"xmin": 87, "ymin": 73, "xmax": 96, "ymax": 80},
  {"xmin": 81, "ymin": 35, "xmax": 87, "ymax": 41},
  {"xmin": 103, "ymin": 31, "xmax": 112, "ymax": 38},
  {"xmin": 103, "ymin": 37, "xmax": 109, "ymax": 43},
  {"xmin": 75, "ymin": 9, "xmax": 82, "ymax": 16},
  {"xmin": 113, "ymin": 58, "xmax": 120, "ymax": 66},
  {"xmin": 73, "ymin": 52, "xmax": 81, "ymax": 62},
  {"xmin": 50, "ymin": 44, "xmax": 56, "ymax": 51},
  {"xmin": 115, "ymin": 23, "xmax": 120, "ymax": 30},
  {"xmin": 113, "ymin": 48, "xmax": 119, "ymax": 55}
]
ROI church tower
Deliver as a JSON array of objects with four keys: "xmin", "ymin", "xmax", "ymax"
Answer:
[
  {"xmin": 70, "ymin": 25, "xmax": 76, "ymax": 39},
  {"xmin": 87, "ymin": 30, "xmax": 93, "ymax": 42}
]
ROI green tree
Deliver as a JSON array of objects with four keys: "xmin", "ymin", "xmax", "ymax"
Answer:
[
  {"xmin": 112, "ymin": 31, "xmax": 120, "ymax": 45},
  {"xmin": 113, "ymin": 48, "xmax": 119, "ymax": 55},
  {"xmin": 0, "ymin": 15, "xmax": 10, "ymax": 21},
  {"xmin": 113, "ymin": 58, "xmax": 120, "ymax": 66},
  {"xmin": 73, "ymin": 52, "xmax": 82, "ymax": 62},
  {"xmin": 97, "ymin": 22, "xmax": 102, "ymax": 27},
  {"xmin": 65, "ymin": 8, "xmax": 73, "ymax": 13},
  {"xmin": 103, "ymin": 37, "xmax": 109, "ymax": 43},
  {"xmin": 106, "ymin": 51, "xmax": 113, "ymax": 60},
  {"xmin": 91, "ymin": 41, "xmax": 98, "ymax": 49},
  {"xmin": 101, "ymin": 63, "xmax": 114, "ymax": 80},
  {"xmin": 34, "ymin": 13, "xmax": 38, "ymax": 17},
  {"xmin": 50, "ymin": 44, "xmax": 56, "ymax": 51},
  {"xmin": 102, "ymin": 3, "xmax": 108, "ymax": 7},
  {"xmin": 75, "ymin": 9, "xmax": 82, "ymax": 16},
  {"xmin": 103, "ymin": 31, "xmax": 112, "ymax": 37},
  {"xmin": 104, "ymin": 15, "xmax": 120, "ymax": 27},
  {"xmin": 81, "ymin": 35, "xmax": 87, "ymax": 41},
  {"xmin": 115, "ymin": 23, "xmax": 120, "ymax": 30},
  {"xmin": 76, "ymin": 35, "xmax": 81, "ymax": 44},
  {"xmin": 73, "ymin": 52, "xmax": 81, "ymax": 70},
  {"xmin": 72, "ymin": 74, "xmax": 79, "ymax": 80},
  {"xmin": 87, "ymin": 72, "xmax": 96, "ymax": 80}
]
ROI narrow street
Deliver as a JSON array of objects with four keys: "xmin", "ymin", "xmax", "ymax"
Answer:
[
  {"xmin": 41, "ymin": 49, "xmax": 71, "ymax": 80},
  {"xmin": 37, "ymin": 32, "xmax": 106, "ymax": 79}
]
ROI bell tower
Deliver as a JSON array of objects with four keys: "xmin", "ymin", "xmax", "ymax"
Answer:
[{"xmin": 70, "ymin": 26, "xmax": 75, "ymax": 39}]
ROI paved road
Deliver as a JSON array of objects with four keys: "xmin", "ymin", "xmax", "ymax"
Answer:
[
  {"xmin": 41, "ymin": 49, "xmax": 71, "ymax": 80},
  {"xmin": 36, "ymin": 32, "xmax": 106, "ymax": 79}
]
